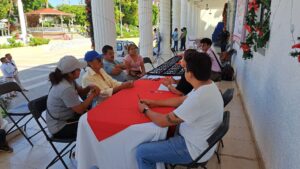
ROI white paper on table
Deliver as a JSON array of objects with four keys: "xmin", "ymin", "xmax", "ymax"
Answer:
[{"xmin": 158, "ymin": 84, "xmax": 177, "ymax": 91}]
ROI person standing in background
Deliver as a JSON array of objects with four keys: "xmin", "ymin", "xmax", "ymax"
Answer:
[
  {"xmin": 0, "ymin": 57, "xmax": 17, "ymax": 98},
  {"xmin": 172, "ymin": 28, "xmax": 179, "ymax": 51},
  {"xmin": 5, "ymin": 53, "xmax": 28, "ymax": 91},
  {"xmin": 180, "ymin": 27, "xmax": 187, "ymax": 51}
]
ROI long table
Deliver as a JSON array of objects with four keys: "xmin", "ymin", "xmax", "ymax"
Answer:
[{"xmin": 76, "ymin": 79, "xmax": 178, "ymax": 169}]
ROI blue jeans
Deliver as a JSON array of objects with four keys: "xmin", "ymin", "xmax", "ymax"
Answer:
[{"xmin": 136, "ymin": 135, "xmax": 193, "ymax": 169}]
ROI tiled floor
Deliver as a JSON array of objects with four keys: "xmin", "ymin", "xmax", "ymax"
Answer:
[{"xmin": 0, "ymin": 81, "xmax": 263, "ymax": 169}]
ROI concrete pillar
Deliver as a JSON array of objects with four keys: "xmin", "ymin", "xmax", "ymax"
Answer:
[
  {"xmin": 172, "ymin": 0, "xmax": 181, "ymax": 32},
  {"xmin": 17, "ymin": 0, "xmax": 27, "ymax": 42},
  {"xmin": 138, "ymin": 0, "xmax": 153, "ymax": 58},
  {"xmin": 191, "ymin": 3, "xmax": 196, "ymax": 38},
  {"xmin": 159, "ymin": 0, "xmax": 171, "ymax": 59},
  {"xmin": 180, "ymin": 0, "xmax": 187, "ymax": 29},
  {"xmin": 186, "ymin": 0, "xmax": 193, "ymax": 40},
  {"xmin": 91, "ymin": 0, "xmax": 116, "ymax": 54},
  {"xmin": 196, "ymin": 5, "xmax": 201, "ymax": 38}
]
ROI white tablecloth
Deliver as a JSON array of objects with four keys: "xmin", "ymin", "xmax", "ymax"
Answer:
[{"xmin": 76, "ymin": 114, "xmax": 168, "ymax": 169}]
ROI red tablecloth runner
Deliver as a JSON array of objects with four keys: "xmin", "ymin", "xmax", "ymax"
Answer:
[{"xmin": 87, "ymin": 79, "xmax": 178, "ymax": 141}]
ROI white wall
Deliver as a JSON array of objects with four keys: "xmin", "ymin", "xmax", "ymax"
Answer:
[
  {"xmin": 198, "ymin": 0, "xmax": 226, "ymax": 38},
  {"xmin": 231, "ymin": 0, "xmax": 300, "ymax": 169}
]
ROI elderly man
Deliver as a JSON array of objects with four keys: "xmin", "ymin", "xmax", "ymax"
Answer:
[
  {"xmin": 136, "ymin": 50, "xmax": 223, "ymax": 169},
  {"xmin": 82, "ymin": 50, "xmax": 134, "ymax": 105},
  {"xmin": 102, "ymin": 45, "xmax": 127, "ymax": 82}
]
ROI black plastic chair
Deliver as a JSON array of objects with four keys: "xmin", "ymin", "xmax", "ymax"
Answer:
[
  {"xmin": 28, "ymin": 95, "xmax": 76, "ymax": 169},
  {"xmin": 0, "ymin": 81, "xmax": 42, "ymax": 146},
  {"xmin": 143, "ymin": 57, "xmax": 155, "ymax": 68},
  {"xmin": 168, "ymin": 111, "xmax": 230, "ymax": 169},
  {"xmin": 222, "ymin": 88, "xmax": 234, "ymax": 107}
]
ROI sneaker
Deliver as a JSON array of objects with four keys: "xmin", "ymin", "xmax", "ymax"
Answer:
[{"xmin": 0, "ymin": 143, "xmax": 13, "ymax": 153}]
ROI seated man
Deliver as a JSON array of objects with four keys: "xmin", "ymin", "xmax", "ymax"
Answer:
[
  {"xmin": 161, "ymin": 49, "xmax": 194, "ymax": 96},
  {"xmin": 136, "ymin": 50, "xmax": 224, "ymax": 169},
  {"xmin": 200, "ymin": 38, "xmax": 222, "ymax": 82},
  {"xmin": 82, "ymin": 50, "xmax": 134, "ymax": 105},
  {"xmin": 102, "ymin": 45, "xmax": 127, "ymax": 82}
]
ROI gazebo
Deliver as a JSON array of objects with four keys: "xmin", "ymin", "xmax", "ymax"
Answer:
[{"xmin": 25, "ymin": 8, "xmax": 74, "ymax": 39}]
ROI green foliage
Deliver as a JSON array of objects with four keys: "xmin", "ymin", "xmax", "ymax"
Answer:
[
  {"xmin": 115, "ymin": 0, "xmax": 138, "ymax": 26},
  {"xmin": 29, "ymin": 37, "xmax": 50, "ymax": 46},
  {"xmin": 57, "ymin": 5, "xmax": 87, "ymax": 26},
  {"xmin": 116, "ymin": 23, "xmax": 139, "ymax": 38},
  {"xmin": 152, "ymin": 4, "xmax": 159, "ymax": 26},
  {"xmin": 23, "ymin": 0, "xmax": 50, "ymax": 12},
  {"xmin": 0, "ymin": 36, "xmax": 23, "ymax": 49},
  {"xmin": 0, "ymin": 0, "xmax": 12, "ymax": 20}
]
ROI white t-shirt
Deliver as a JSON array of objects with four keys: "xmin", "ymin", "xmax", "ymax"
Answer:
[{"xmin": 174, "ymin": 82, "xmax": 223, "ymax": 162}]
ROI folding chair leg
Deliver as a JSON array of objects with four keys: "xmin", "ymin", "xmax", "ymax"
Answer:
[
  {"xmin": 7, "ymin": 115, "xmax": 33, "ymax": 146},
  {"xmin": 215, "ymin": 151, "xmax": 221, "ymax": 164},
  {"xmin": 47, "ymin": 142, "xmax": 74, "ymax": 169}
]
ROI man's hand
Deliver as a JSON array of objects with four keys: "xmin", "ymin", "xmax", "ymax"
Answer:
[
  {"xmin": 140, "ymin": 99, "xmax": 157, "ymax": 108},
  {"xmin": 122, "ymin": 81, "xmax": 134, "ymax": 89},
  {"xmin": 161, "ymin": 77, "xmax": 175, "ymax": 86},
  {"xmin": 138, "ymin": 101, "xmax": 149, "ymax": 114}
]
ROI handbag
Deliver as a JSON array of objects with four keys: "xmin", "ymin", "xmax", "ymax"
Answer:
[{"xmin": 211, "ymin": 50, "xmax": 234, "ymax": 81}]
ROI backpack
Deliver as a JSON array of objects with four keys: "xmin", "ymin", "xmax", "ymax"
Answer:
[{"xmin": 211, "ymin": 51, "xmax": 235, "ymax": 81}]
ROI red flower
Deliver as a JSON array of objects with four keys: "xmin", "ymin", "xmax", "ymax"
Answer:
[
  {"xmin": 248, "ymin": 0, "xmax": 259, "ymax": 11},
  {"xmin": 241, "ymin": 43, "xmax": 250, "ymax": 52},
  {"xmin": 292, "ymin": 43, "xmax": 300, "ymax": 49},
  {"xmin": 244, "ymin": 24, "xmax": 252, "ymax": 33},
  {"xmin": 255, "ymin": 27, "xmax": 263, "ymax": 37}
]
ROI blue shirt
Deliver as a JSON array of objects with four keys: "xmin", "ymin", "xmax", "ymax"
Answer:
[
  {"xmin": 0, "ymin": 63, "xmax": 15, "ymax": 78},
  {"xmin": 172, "ymin": 31, "xmax": 178, "ymax": 41},
  {"xmin": 103, "ymin": 59, "xmax": 127, "ymax": 82}
]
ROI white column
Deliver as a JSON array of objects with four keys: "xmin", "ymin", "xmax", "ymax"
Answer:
[
  {"xmin": 186, "ymin": 0, "xmax": 193, "ymax": 40},
  {"xmin": 138, "ymin": 0, "xmax": 153, "ymax": 58},
  {"xmin": 172, "ymin": 0, "xmax": 181, "ymax": 32},
  {"xmin": 159, "ymin": 0, "xmax": 171, "ymax": 59},
  {"xmin": 17, "ymin": 0, "xmax": 27, "ymax": 42},
  {"xmin": 196, "ymin": 5, "xmax": 201, "ymax": 38},
  {"xmin": 191, "ymin": 3, "xmax": 196, "ymax": 38},
  {"xmin": 91, "ymin": 0, "xmax": 116, "ymax": 54},
  {"xmin": 180, "ymin": 0, "xmax": 187, "ymax": 28}
]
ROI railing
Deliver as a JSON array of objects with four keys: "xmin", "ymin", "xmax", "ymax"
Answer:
[{"xmin": 28, "ymin": 27, "xmax": 69, "ymax": 33}]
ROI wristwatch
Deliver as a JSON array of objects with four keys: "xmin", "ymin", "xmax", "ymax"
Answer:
[{"xmin": 143, "ymin": 107, "xmax": 149, "ymax": 114}]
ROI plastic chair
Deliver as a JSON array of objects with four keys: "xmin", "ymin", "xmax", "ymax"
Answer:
[
  {"xmin": 222, "ymin": 88, "xmax": 234, "ymax": 107},
  {"xmin": 168, "ymin": 111, "xmax": 230, "ymax": 169},
  {"xmin": 0, "ymin": 81, "xmax": 42, "ymax": 146},
  {"xmin": 143, "ymin": 57, "xmax": 155, "ymax": 68},
  {"xmin": 28, "ymin": 95, "xmax": 76, "ymax": 169}
]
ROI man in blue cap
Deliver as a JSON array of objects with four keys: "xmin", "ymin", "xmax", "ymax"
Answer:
[{"xmin": 82, "ymin": 50, "xmax": 134, "ymax": 106}]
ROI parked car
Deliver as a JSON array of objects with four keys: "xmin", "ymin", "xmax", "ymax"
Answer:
[{"xmin": 115, "ymin": 40, "xmax": 136, "ymax": 62}]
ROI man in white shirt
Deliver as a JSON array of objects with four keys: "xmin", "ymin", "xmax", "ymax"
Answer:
[
  {"xmin": 5, "ymin": 53, "xmax": 27, "ymax": 91},
  {"xmin": 0, "ymin": 57, "xmax": 17, "ymax": 98},
  {"xmin": 136, "ymin": 50, "xmax": 224, "ymax": 169}
]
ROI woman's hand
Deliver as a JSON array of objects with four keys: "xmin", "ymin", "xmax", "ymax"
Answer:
[{"xmin": 89, "ymin": 85, "xmax": 100, "ymax": 97}]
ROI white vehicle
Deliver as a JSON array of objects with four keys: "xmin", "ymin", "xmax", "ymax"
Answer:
[{"xmin": 115, "ymin": 40, "xmax": 136, "ymax": 62}]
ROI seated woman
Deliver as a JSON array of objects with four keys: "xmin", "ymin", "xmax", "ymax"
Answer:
[
  {"xmin": 82, "ymin": 50, "xmax": 134, "ymax": 104},
  {"xmin": 124, "ymin": 44, "xmax": 146, "ymax": 80},
  {"xmin": 47, "ymin": 55, "xmax": 100, "ymax": 139}
]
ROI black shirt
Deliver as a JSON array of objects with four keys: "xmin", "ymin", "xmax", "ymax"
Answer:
[{"xmin": 176, "ymin": 75, "xmax": 193, "ymax": 95}]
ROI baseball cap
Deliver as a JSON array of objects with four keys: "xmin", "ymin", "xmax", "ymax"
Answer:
[
  {"xmin": 84, "ymin": 50, "xmax": 103, "ymax": 62},
  {"xmin": 57, "ymin": 55, "xmax": 87, "ymax": 74}
]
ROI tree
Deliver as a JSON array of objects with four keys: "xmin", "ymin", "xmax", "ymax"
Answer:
[
  {"xmin": 22, "ymin": 0, "xmax": 50, "ymax": 12},
  {"xmin": 0, "ymin": 0, "xmax": 13, "ymax": 20},
  {"xmin": 152, "ymin": 4, "xmax": 158, "ymax": 26},
  {"xmin": 57, "ymin": 5, "xmax": 87, "ymax": 26}
]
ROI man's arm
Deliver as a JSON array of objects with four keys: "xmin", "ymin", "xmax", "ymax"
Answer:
[
  {"xmin": 138, "ymin": 101, "xmax": 183, "ymax": 127},
  {"xmin": 141, "ymin": 95, "xmax": 186, "ymax": 108}
]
